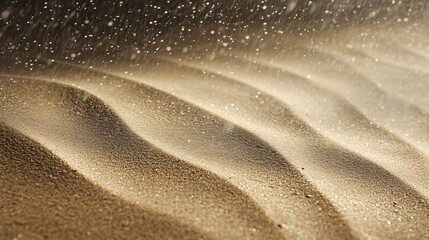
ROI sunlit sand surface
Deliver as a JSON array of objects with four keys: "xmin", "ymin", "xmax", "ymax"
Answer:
[{"xmin": 1, "ymin": 12, "xmax": 429, "ymax": 240}]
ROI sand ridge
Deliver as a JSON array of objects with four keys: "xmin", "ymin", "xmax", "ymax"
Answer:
[{"xmin": 1, "ymin": 23, "xmax": 429, "ymax": 239}]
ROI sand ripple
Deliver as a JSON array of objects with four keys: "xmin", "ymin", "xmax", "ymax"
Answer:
[{"xmin": 1, "ymin": 25, "xmax": 429, "ymax": 239}]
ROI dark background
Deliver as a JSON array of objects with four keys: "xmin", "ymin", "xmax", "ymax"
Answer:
[{"xmin": 0, "ymin": 0, "xmax": 427, "ymax": 63}]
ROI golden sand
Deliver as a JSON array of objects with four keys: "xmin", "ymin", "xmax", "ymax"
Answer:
[{"xmin": 1, "ymin": 24, "xmax": 429, "ymax": 239}]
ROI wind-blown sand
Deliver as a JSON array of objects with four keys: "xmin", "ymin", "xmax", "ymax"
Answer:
[{"xmin": 1, "ymin": 18, "xmax": 429, "ymax": 240}]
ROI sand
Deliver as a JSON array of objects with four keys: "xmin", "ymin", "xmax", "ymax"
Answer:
[{"xmin": 1, "ymin": 23, "xmax": 429, "ymax": 239}]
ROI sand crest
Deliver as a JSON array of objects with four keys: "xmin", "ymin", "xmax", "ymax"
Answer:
[{"xmin": 1, "ymin": 9, "xmax": 429, "ymax": 240}]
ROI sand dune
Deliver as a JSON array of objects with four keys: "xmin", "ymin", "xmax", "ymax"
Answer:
[
  {"xmin": 0, "ymin": 122, "xmax": 210, "ymax": 240},
  {"xmin": 1, "ymin": 23, "xmax": 429, "ymax": 239},
  {"xmin": 0, "ymin": 77, "xmax": 286, "ymax": 240}
]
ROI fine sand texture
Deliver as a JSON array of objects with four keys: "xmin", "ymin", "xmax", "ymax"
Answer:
[{"xmin": 1, "ymin": 24, "xmax": 429, "ymax": 239}]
